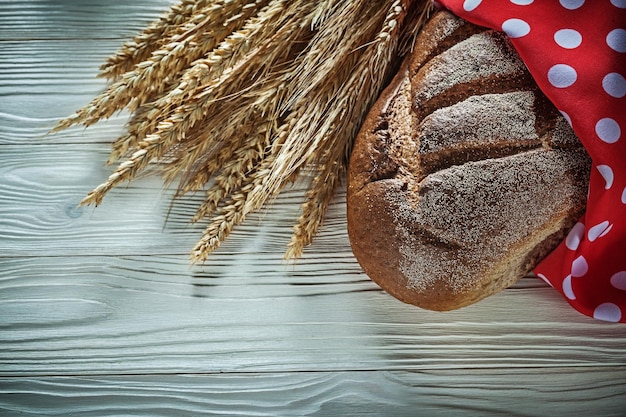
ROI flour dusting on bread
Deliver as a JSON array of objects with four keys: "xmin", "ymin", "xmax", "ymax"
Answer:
[{"xmin": 346, "ymin": 10, "xmax": 590, "ymax": 311}]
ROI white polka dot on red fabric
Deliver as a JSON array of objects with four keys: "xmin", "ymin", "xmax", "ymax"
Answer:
[
  {"xmin": 554, "ymin": 29, "xmax": 582, "ymax": 49},
  {"xmin": 565, "ymin": 222, "xmax": 585, "ymax": 250},
  {"xmin": 502, "ymin": 19, "xmax": 531, "ymax": 38},
  {"xmin": 587, "ymin": 220, "xmax": 613, "ymax": 242},
  {"xmin": 562, "ymin": 275, "xmax": 576, "ymax": 300},
  {"xmin": 571, "ymin": 255, "xmax": 588, "ymax": 277},
  {"xmin": 439, "ymin": 0, "xmax": 626, "ymax": 324},
  {"xmin": 536, "ymin": 273, "xmax": 553, "ymax": 287},
  {"xmin": 559, "ymin": 0, "xmax": 585, "ymax": 10},
  {"xmin": 559, "ymin": 110, "xmax": 572, "ymax": 126},
  {"xmin": 593, "ymin": 302, "xmax": 622, "ymax": 322},
  {"xmin": 611, "ymin": 271, "xmax": 626, "ymax": 290},
  {"xmin": 607, "ymin": 28, "xmax": 626, "ymax": 53},
  {"xmin": 548, "ymin": 64, "xmax": 577, "ymax": 88},
  {"xmin": 596, "ymin": 164, "xmax": 614, "ymax": 189},
  {"xmin": 602, "ymin": 73, "xmax": 626, "ymax": 98},
  {"xmin": 463, "ymin": 0, "xmax": 482, "ymax": 11},
  {"xmin": 595, "ymin": 118, "xmax": 621, "ymax": 143}
]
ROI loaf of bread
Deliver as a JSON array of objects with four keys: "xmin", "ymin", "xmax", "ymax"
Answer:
[{"xmin": 347, "ymin": 10, "xmax": 591, "ymax": 311}]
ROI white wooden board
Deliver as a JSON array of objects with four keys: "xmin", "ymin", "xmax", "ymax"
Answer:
[{"xmin": 1, "ymin": 1, "xmax": 625, "ymax": 416}]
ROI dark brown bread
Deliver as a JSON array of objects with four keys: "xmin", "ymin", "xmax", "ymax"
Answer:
[{"xmin": 347, "ymin": 11, "xmax": 591, "ymax": 311}]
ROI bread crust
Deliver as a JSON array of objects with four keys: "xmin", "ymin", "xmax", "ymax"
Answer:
[{"xmin": 347, "ymin": 11, "xmax": 591, "ymax": 311}]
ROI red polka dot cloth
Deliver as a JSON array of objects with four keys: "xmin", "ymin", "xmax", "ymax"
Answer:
[{"xmin": 435, "ymin": 0, "xmax": 626, "ymax": 322}]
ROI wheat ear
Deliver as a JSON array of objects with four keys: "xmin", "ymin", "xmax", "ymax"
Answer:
[{"xmin": 52, "ymin": 0, "xmax": 434, "ymax": 261}]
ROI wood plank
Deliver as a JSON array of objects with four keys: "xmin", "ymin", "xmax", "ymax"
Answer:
[
  {"xmin": 0, "ymin": 142, "xmax": 346, "ymax": 257},
  {"xmin": 0, "ymin": 0, "xmax": 174, "ymax": 41},
  {"xmin": 2, "ymin": 255, "xmax": 625, "ymax": 376},
  {"xmin": 0, "ymin": 38, "xmax": 129, "ymax": 136},
  {"xmin": 2, "ymin": 1, "xmax": 626, "ymax": 415},
  {"xmin": 1, "ymin": 369, "xmax": 625, "ymax": 417}
]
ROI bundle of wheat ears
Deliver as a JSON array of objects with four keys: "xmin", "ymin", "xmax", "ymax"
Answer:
[{"xmin": 52, "ymin": 0, "xmax": 433, "ymax": 262}]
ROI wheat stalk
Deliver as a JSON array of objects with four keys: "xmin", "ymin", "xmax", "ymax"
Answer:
[
  {"xmin": 285, "ymin": 0, "xmax": 416, "ymax": 258},
  {"xmin": 99, "ymin": 0, "xmax": 218, "ymax": 80},
  {"xmin": 52, "ymin": 0, "xmax": 270, "ymax": 132},
  {"xmin": 52, "ymin": 0, "xmax": 434, "ymax": 262},
  {"xmin": 89, "ymin": 1, "xmax": 311, "ymax": 201}
]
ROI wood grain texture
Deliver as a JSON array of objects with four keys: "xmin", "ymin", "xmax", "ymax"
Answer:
[
  {"xmin": 1, "ymin": 370, "xmax": 625, "ymax": 417},
  {"xmin": 0, "ymin": 253, "xmax": 626, "ymax": 376},
  {"xmin": 0, "ymin": 0, "xmax": 172, "ymax": 41},
  {"xmin": 2, "ymin": 255, "xmax": 624, "ymax": 378},
  {"xmin": 1, "ymin": 1, "xmax": 626, "ymax": 416}
]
